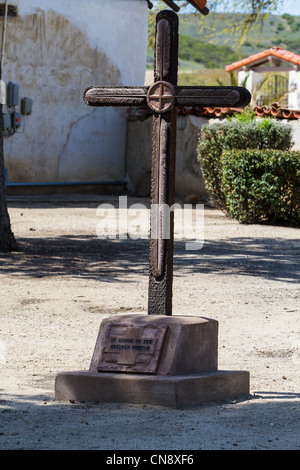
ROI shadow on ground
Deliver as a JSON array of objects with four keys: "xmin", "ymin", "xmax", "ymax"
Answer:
[
  {"xmin": 0, "ymin": 235, "xmax": 299, "ymax": 283},
  {"xmin": 0, "ymin": 387, "xmax": 299, "ymax": 450}
]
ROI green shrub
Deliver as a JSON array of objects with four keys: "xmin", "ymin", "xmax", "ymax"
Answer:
[
  {"xmin": 222, "ymin": 149, "xmax": 300, "ymax": 226},
  {"xmin": 197, "ymin": 115, "xmax": 294, "ymax": 210}
]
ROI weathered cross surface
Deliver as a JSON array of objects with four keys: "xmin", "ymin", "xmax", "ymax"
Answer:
[{"xmin": 84, "ymin": 10, "xmax": 251, "ymax": 317}]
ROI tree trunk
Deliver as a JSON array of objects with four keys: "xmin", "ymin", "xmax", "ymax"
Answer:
[{"xmin": 0, "ymin": 105, "xmax": 17, "ymax": 252}]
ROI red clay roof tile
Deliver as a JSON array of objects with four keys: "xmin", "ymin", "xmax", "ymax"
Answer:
[
  {"xmin": 177, "ymin": 105, "xmax": 300, "ymax": 120},
  {"xmin": 138, "ymin": 103, "xmax": 300, "ymax": 120},
  {"xmin": 226, "ymin": 47, "xmax": 300, "ymax": 72}
]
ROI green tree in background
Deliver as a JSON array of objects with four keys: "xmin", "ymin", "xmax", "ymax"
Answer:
[{"xmin": 149, "ymin": 1, "xmax": 283, "ymax": 47}]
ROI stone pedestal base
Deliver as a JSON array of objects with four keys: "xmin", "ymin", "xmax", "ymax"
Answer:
[
  {"xmin": 55, "ymin": 370, "xmax": 250, "ymax": 408},
  {"xmin": 54, "ymin": 314, "xmax": 250, "ymax": 408}
]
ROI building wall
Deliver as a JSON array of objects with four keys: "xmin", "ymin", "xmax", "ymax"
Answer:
[
  {"xmin": 288, "ymin": 70, "xmax": 300, "ymax": 110},
  {"xmin": 126, "ymin": 114, "xmax": 208, "ymax": 201},
  {"xmin": 288, "ymin": 118, "xmax": 300, "ymax": 149},
  {"xmin": 2, "ymin": 0, "xmax": 148, "ymax": 185},
  {"xmin": 238, "ymin": 70, "xmax": 264, "ymax": 106}
]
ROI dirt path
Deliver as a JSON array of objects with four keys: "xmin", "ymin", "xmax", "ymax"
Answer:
[{"xmin": 0, "ymin": 195, "xmax": 299, "ymax": 450}]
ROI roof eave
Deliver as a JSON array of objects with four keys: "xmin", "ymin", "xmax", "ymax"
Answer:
[{"xmin": 226, "ymin": 50, "xmax": 300, "ymax": 73}]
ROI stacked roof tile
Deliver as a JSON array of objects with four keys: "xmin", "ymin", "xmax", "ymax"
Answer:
[
  {"xmin": 178, "ymin": 104, "xmax": 300, "ymax": 120},
  {"xmin": 254, "ymin": 104, "xmax": 300, "ymax": 119},
  {"xmin": 137, "ymin": 104, "xmax": 300, "ymax": 120},
  {"xmin": 226, "ymin": 47, "xmax": 300, "ymax": 72}
]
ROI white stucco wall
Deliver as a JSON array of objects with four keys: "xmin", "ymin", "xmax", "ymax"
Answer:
[
  {"xmin": 288, "ymin": 70, "xmax": 300, "ymax": 110},
  {"xmin": 2, "ymin": 0, "xmax": 148, "ymax": 185},
  {"xmin": 288, "ymin": 119, "xmax": 300, "ymax": 149},
  {"xmin": 238, "ymin": 70, "xmax": 264, "ymax": 105},
  {"xmin": 126, "ymin": 114, "xmax": 207, "ymax": 200},
  {"xmin": 16, "ymin": 0, "xmax": 148, "ymax": 86}
]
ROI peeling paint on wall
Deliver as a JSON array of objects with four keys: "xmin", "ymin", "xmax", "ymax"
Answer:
[{"xmin": 1, "ymin": 1, "xmax": 148, "ymax": 184}]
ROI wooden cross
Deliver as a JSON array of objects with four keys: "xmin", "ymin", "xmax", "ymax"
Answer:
[{"xmin": 84, "ymin": 10, "xmax": 251, "ymax": 316}]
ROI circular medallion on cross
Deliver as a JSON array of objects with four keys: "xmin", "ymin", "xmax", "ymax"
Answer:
[{"xmin": 146, "ymin": 81, "xmax": 176, "ymax": 114}]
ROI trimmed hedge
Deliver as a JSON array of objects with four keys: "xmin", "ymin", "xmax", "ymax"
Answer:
[
  {"xmin": 197, "ymin": 116, "xmax": 294, "ymax": 210},
  {"xmin": 222, "ymin": 149, "xmax": 300, "ymax": 226}
]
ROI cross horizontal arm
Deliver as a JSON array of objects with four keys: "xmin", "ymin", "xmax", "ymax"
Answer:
[
  {"xmin": 84, "ymin": 85, "xmax": 251, "ymax": 111},
  {"xmin": 84, "ymin": 86, "xmax": 148, "ymax": 107},
  {"xmin": 176, "ymin": 86, "xmax": 251, "ymax": 108}
]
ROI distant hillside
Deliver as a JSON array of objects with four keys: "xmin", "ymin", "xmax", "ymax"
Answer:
[
  {"xmin": 178, "ymin": 34, "xmax": 238, "ymax": 68},
  {"xmin": 147, "ymin": 11, "xmax": 300, "ymax": 85},
  {"xmin": 179, "ymin": 12, "xmax": 300, "ymax": 61}
]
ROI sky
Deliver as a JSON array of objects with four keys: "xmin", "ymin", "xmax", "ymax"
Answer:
[
  {"xmin": 275, "ymin": 0, "xmax": 300, "ymax": 15},
  {"xmin": 207, "ymin": 0, "xmax": 300, "ymax": 16},
  {"xmin": 174, "ymin": 1, "xmax": 300, "ymax": 16}
]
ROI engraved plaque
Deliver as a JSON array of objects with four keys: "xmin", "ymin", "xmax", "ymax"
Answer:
[{"xmin": 97, "ymin": 323, "xmax": 168, "ymax": 374}]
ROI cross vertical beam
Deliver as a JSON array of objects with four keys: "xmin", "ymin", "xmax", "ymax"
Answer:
[{"xmin": 148, "ymin": 11, "xmax": 178, "ymax": 316}]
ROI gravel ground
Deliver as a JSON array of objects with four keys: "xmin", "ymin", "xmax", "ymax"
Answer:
[{"xmin": 0, "ymin": 195, "xmax": 299, "ymax": 451}]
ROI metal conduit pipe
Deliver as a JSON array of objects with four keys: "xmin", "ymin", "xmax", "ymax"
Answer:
[
  {"xmin": 4, "ymin": 170, "xmax": 127, "ymax": 188},
  {"xmin": 0, "ymin": 0, "xmax": 8, "ymax": 76},
  {"xmin": 5, "ymin": 180, "xmax": 127, "ymax": 188}
]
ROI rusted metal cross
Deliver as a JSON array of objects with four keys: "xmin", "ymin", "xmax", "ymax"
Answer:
[{"xmin": 84, "ymin": 10, "xmax": 251, "ymax": 316}]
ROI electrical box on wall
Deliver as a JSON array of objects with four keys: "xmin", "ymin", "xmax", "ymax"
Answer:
[
  {"xmin": 2, "ymin": 81, "xmax": 32, "ymax": 136},
  {"xmin": 11, "ymin": 111, "xmax": 21, "ymax": 128},
  {"xmin": 21, "ymin": 97, "xmax": 33, "ymax": 115},
  {"xmin": 2, "ymin": 114, "xmax": 11, "ymax": 132},
  {"xmin": 6, "ymin": 82, "xmax": 19, "ymax": 107}
]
